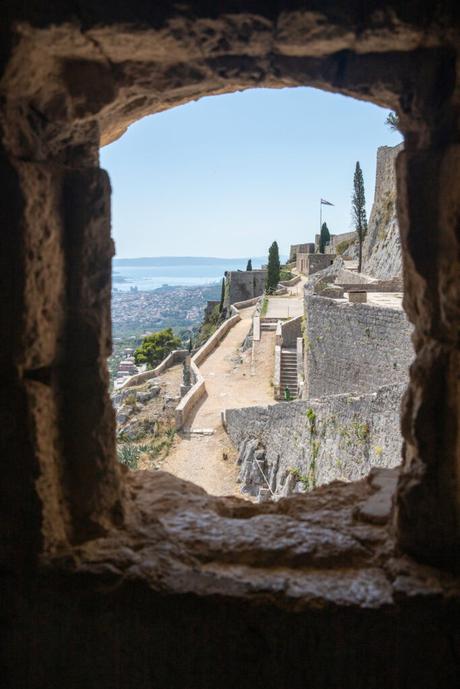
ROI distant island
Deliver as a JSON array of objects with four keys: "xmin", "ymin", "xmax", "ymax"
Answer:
[{"xmin": 112, "ymin": 256, "xmax": 273, "ymax": 267}]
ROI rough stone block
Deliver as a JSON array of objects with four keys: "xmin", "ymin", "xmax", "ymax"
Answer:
[{"xmin": 349, "ymin": 290, "xmax": 368, "ymax": 303}]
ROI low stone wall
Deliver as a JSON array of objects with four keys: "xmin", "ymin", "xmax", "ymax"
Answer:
[
  {"xmin": 253, "ymin": 315, "xmax": 261, "ymax": 341},
  {"xmin": 175, "ymin": 315, "xmax": 241, "ymax": 428},
  {"xmin": 120, "ymin": 349, "xmax": 188, "ymax": 389},
  {"xmin": 305, "ymin": 294, "xmax": 413, "ymax": 398},
  {"xmin": 279, "ymin": 275, "xmax": 301, "ymax": 287},
  {"xmin": 334, "ymin": 269, "xmax": 373, "ymax": 285},
  {"xmin": 338, "ymin": 278, "xmax": 404, "ymax": 292},
  {"xmin": 223, "ymin": 383, "xmax": 405, "ymax": 499},
  {"xmin": 230, "ymin": 296, "xmax": 261, "ymax": 313},
  {"xmin": 296, "ymin": 337, "xmax": 304, "ymax": 397},
  {"xmin": 281, "ymin": 315, "xmax": 302, "ymax": 347}
]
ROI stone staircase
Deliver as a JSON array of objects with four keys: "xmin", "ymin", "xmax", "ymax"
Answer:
[
  {"xmin": 260, "ymin": 318, "xmax": 279, "ymax": 332},
  {"xmin": 280, "ymin": 348, "xmax": 298, "ymax": 398}
]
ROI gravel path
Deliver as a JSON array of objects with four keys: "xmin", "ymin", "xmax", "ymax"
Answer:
[
  {"xmin": 162, "ymin": 280, "xmax": 306, "ymax": 496},
  {"xmin": 162, "ymin": 307, "xmax": 275, "ymax": 496}
]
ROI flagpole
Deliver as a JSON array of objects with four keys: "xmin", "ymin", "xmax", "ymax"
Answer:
[{"xmin": 319, "ymin": 199, "xmax": 323, "ymax": 239}]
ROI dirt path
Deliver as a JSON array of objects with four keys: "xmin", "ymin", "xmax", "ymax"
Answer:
[{"xmin": 162, "ymin": 307, "xmax": 275, "ymax": 496}]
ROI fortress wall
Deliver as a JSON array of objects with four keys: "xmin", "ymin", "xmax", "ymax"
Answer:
[
  {"xmin": 305, "ymin": 294, "xmax": 413, "ymax": 398},
  {"xmin": 225, "ymin": 270, "xmax": 267, "ymax": 307},
  {"xmin": 289, "ymin": 243, "xmax": 314, "ymax": 261},
  {"xmin": 224, "ymin": 383, "xmax": 404, "ymax": 498},
  {"xmin": 362, "ymin": 143, "xmax": 404, "ymax": 278}
]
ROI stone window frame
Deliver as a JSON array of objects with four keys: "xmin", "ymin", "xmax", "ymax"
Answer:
[{"xmin": 1, "ymin": 6, "xmax": 458, "ymax": 586}]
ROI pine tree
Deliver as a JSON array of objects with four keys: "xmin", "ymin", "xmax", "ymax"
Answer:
[
  {"xmin": 266, "ymin": 241, "xmax": 281, "ymax": 293},
  {"xmin": 246, "ymin": 258, "xmax": 252, "ymax": 271},
  {"xmin": 219, "ymin": 277, "xmax": 225, "ymax": 312},
  {"xmin": 352, "ymin": 162, "xmax": 368, "ymax": 273},
  {"xmin": 319, "ymin": 222, "xmax": 331, "ymax": 253},
  {"xmin": 134, "ymin": 328, "xmax": 181, "ymax": 369}
]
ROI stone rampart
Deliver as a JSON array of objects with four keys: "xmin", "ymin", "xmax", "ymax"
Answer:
[
  {"xmin": 120, "ymin": 349, "xmax": 188, "ymax": 389},
  {"xmin": 289, "ymin": 243, "xmax": 314, "ymax": 261},
  {"xmin": 223, "ymin": 383, "xmax": 404, "ymax": 499},
  {"xmin": 305, "ymin": 294, "xmax": 413, "ymax": 398},
  {"xmin": 175, "ymin": 314, "xmax": 241, "ymax": 428},
  {"xmin": 225, "ymin": 270, "xmax": 266, "ymax": 307},
  {"xmin": 362, "ymin": 143, "xmax": 404, "ymax": 278},
  {"xmin": 279, "ymin": 274, "xmax": 301, "ymax": 287},
  {"xmin": 298, "ymin": 253, "xmax": 336, "ymax": 276},
  {"xmin": 324, "ymin": 231, "xmax": 357, "ymax": 254}
]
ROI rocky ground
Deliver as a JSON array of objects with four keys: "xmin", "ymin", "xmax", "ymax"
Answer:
[{"xmin": 112, "ymin": 365, "xmax": 183, "ymax": 471}]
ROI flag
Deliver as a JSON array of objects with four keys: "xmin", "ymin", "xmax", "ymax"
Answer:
[{"xmin": 321, "ymin": 198, "xmax": 334, "ymax": 206}]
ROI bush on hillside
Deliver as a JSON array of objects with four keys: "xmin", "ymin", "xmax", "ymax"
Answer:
[
  {"xmin": 194, "ymin": 304, "xmax": 222, "ymax": 348},
  {"xmin": 134, "ymin": 328, "xmax": 181, "ymax": 369},
  {"xmin": 280, "ymin": 268, "xmax": 294, "ymax": 281},
  {"xmin": 336, "ymin": 239, "xmax": 353, "ymax": 255}
]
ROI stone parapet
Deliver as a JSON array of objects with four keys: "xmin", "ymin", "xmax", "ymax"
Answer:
[
  {"xmin": 120, "ymin": 349, "xmax": 188, "ymax": 389},
  {"xmin": 273, "ymin": 344, "xmax": 282, "ymax": 399},
  {"xmin": 175, "ymin": 314, "xmax": 241, "ymax": 428},
  {"xmin": 280, "ymin": 315, "xmax": 302, "ymax": 348},
  {"xmin": 305, "ymin": 294, "xmax": 413, "ymax": 398},
  {"xmin": 279, "ymin": 274, "xmax": 301, "ymax": 287},
  {"xmin": 224, "ymin": 383, "xmax": 405, "ymax": 498}
]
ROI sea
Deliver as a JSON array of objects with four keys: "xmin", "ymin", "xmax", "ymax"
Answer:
[{"xmin": 112, "ymin": 257, "xmax": 272, "ymax": 292}]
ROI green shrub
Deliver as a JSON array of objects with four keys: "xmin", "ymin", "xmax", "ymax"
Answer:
[
  {"xmin": 117, "ymin": 443, "xmax": 142, "ymax": 470},
  {"xmin": 280, "ymin": 269, "xmax": 294, "ymax": 281},
  {"xmin": 134, "ymin": 328, "xmax": 181, "ymax": 369},
  {"xmin": 260, "ymin": 296, "xmax": 269, "ymax": 317}
]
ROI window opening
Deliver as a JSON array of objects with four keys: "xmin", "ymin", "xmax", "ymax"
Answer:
[{"xmin": 100, "ymin": 87, "xmax": 408, "ymax": 503}]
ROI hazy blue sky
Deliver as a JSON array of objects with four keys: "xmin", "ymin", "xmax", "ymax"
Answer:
[{"xmin": 101, "ymin": 87, "xmax": 402, "ymax": 259}]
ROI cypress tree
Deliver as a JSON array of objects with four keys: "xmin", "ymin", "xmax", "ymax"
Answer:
[
  {"xmin": 219, "ymin": 277, "xmax": 225, "ymax": 312},
  {"xmin": 246, "ymin": 258, "xmax": 252, "ymax": 271},
  {"xmin": 352, "ymin": 162, "xmax": 368, "ymax": 273},
  {"xmin": 319, "ymin": 222, "xmax": 331, "ymax": 253},
  {"xmin": 266, "ymin": 241, "xmax": 281, "ymax": 293}
]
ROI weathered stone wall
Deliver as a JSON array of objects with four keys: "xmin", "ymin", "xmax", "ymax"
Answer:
[
  {"xmin": 224, "ymin": 383, "xmax": 404, "ymax": 498},
  {"xmin": 280, "ymin": 315, "xmax": 302, "ymax": 348},
  {"xmin": 1, "ymin": 3, "xmax": 460, "ymax": 687},
  {"xmin": 289, "ymin": 243, "xmax": 314, "ymax": 261},
  {"xmin": 334, "ymin": 269, "xmax": 374, "ymax": 285},
  {"xmin": 314, "ymin": 231, "xmax": 357, "ymax": 254},
  {"xmin": 305, "ymin": 294, "xmax": 413, "ymax": 398},
  {"xmin": 225, "ymin": 270, "xmax": 267, "ymax": 307},
  {"xmin": 120, "ymin": 349, "xmax": 188, "ymax": 389},
  {"xmin": 303, "ymin": 254, "xmax": 336, "ymax": 275},
  {"xmin": 362, "ymin": 143, "xmax": 404, "ymax": 278}
]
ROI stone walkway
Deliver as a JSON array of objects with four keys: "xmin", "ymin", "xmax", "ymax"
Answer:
[
  {"xmin": 265, "ymin": 276, "xmax": 306, "ymax": 319},
  {"xmin": 366, "ymin": 292, "xmax": 404, "ymax": 309},
  {"xmin": 162, "ymin": 306, "xmax": 275, "ymax": 496}
]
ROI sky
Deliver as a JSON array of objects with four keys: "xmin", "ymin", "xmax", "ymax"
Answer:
[{"xmin": 100, "ymin": 87, "xmax": 402, "ymax": 259}]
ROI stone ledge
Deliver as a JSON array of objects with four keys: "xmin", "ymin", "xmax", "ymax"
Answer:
[{"xmin": 54, "ymin": 469, "xmax": 459, "ymax": 612}]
